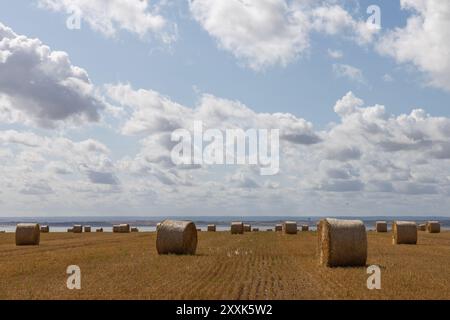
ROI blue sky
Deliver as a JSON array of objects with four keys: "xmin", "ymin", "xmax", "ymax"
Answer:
[{"xmin": 0, "ymin": 0, "xmax": 450, "ymax": 217}]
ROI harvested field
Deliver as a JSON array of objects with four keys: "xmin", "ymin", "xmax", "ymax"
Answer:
[{"xmin": 0, "ymin": 231, "xmax": 449, "ymax": 300}]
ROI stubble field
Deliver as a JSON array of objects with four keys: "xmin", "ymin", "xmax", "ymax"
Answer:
[{"xmin": 0, "ymin": 231, "xmax": 449, "ymax": 300}]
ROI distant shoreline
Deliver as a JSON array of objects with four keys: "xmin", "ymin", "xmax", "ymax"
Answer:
[{"xmin": 1, "ymin": 216, "xmax": 449, "ymax": 232}]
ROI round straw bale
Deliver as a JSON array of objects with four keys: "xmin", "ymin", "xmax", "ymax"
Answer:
[
  {"xmin": 67, "ymin": 228, "xmax": 73, "ymax": 232},
  {"xmin": 156, "ymin": 220, "xmax": 197, "ymax": 255},
  {"xmin": 275, "ymin": 224, "xmax": 282, "ymax": 232},
  {"xmin": 230, "ymin": 222, "xmax": 244, "ymax": 234},
  {"xmin": 207, "ymin": 224, "xmax": 216, "ymax": 232},
  {"xmin": 84, "ymin": 226, "xmax": 91, "ymax": 233},
  {"xmin": 16, "ymin": 223, "xmax": 40, "ymax": 246},
  {"xmin": 96, "ymin": 228, "xmax": 103, "ymax": 232},
  {"xmin": 392, "ymin": 221, "xmax": 417, "ymax": 244},
  {"xmin": 252, "ymin": 228, "xmax": 259, "ymax": 232},
  {"xmin": 40, "ymin": 225, "xmax": 50, "ymax": 233},
  {"xmin": 418, "ymin": 224, "xmax": 426, "ymax": 231},
  {"xmin": 301, "ymin": 225, "xmax": 309, "ymax": 232},
  {"xmin": 376, "ymin": 221, "xmax": 388, "ymax": 233},
  {"xmin": 266, "ymin": 229, "xmax": 273, "ymax": 232},
  {"xmin": 283, "ymin": 221, "xmax": 298, "ymax": 234},
  {"xmin": 244, "ymin": 224, "xmax": 251, "ymax": 232},
  {"xmin": 427, "ymin": 221, "xmax": 440, "ymax": 233},
  {"xmin": 318, "ymin": 218, "xmax": 367, "ymax": 267},
  {"xmin": 131, "ymin": 227, "xmax": 139, "ymax": 232},
  {"xmin": 120, "ymin": 224, "xmax": 130, "ymax": 233},
  {"xmin": 73, "ymin": 225, "xmax": 83, "ymax": 233},
  {"xmin": 113, "ymin": 224, "xmax": 130, "ymax": 233}
]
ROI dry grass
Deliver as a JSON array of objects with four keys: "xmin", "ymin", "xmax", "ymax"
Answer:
[{"xmin": 0, "ymin": 231, "xmax": 449, "ymax": 300}]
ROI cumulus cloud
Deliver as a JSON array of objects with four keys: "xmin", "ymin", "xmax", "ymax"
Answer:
[
  {"xmin": 2, "ymin": 87, "xmax": 450, "ymax": 215},
  {"xmin": 189, "ymin": 0, "xmax": 309, "ymax": 70},
  {"xmin": 325, "ymin": 167, "xmax": 354, "ymax": 180},
  {"xmin": 37, "ymin": 0, "xmax": 175, "ymax": 42},
  {"xmin": 430, "ymin": 143, "xmax": 450, "ymax": 160},
  {"xmin": 20, "ymin": 181, "xmax": 54, "ymax": 195},
  {"xmin": 377, "ymin": 0, "xmax": 450, "ymax": 91},
  {"xmin": 333, "ymin": 91, "xmax": 365, "ymax": 116},
  {"xmin": 103, "ymin": 85, "xmax": 450, "ymax": 207},
  {"xmin": 325, "ymin": 145, "xmax": 362, "ymax": 161},
  {"xmin": 328, "ymin": 49, "xmax": 343, "ymax": 59},
  {"xmin": 189, "ymin": 0, "xmax": 376, "ymax": 70},
  {"xmin": 332, "ymin": 63, "xmax": 366, "ymax": 84},
  {"xmin": 0, "ymin": 130, "xmax": 115, "ymax": 191},
  {"xmin": 227, "ymin": 171, "xmax": 261, "ymax": 189},
  {"xmin": 0, "ymin": 22, "xmax": 105, "ymax": 128},
  {"xmin": 103, "ymin": 83, "xmax": 321, "ymax": 189},
  {"xmin": 315, "ymin": 91, "xmax": 450, "ymax": 198},
  {"xmin": 3, "ymin": 5, "xmax": 450, "ymax": 216},
  {"xmin": 105, "ymin": 83, "xmax": 320, "ymax": 146},
  {"xmin": 396, "ymin": 182, "xmax": 438, "ymax": 195},
  {"xmin": 86, "ymin": 170, "xmax": 119, "ymax": 185},
  {"xmin": 319, "ymin": 179, "xmax": 365, "ymax": 192},
  {"xmin": 106, "ymin": 84, "xmax": 191, "ymax": 135},
  {"xmin": 309, "ymin": 3, "xmax": 375, "ymax": 44},
  {"xmin": 46, "ymin": 162, "xmax": 73, "ymax": 175}
]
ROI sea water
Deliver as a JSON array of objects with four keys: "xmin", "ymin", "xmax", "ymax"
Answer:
[{"xmin": 1, "ymin": 216, "xmax": 449, "ymax": 233}]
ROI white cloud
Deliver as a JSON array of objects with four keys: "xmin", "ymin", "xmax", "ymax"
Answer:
[
  {"xmin": 333, "ymin": 91, "xmax": 365, "ymax": 116},
  {"xmin": 0, "ymin": 128, "xmax": 127, "ymax": 215},
  {"xmin": 106, "ymin": 84, "xmax": 192, "ymax": 135},
  {"xmin": 2, "ymin": 88, "xmax": 450, "ymax": 215},
  {"xmin": 325, "ymin": 145, "xmax": 362, "ymax": 162},
  {"xmin": 0, "ymin": 22, "xmax": 105, "ymax": 128},
  {"xmin": 189, "ymin": 0, "xmax": 309, "ymax": 70},
  {"xmin": 86, "ymin": 170, "xmax": 119, "ymax": 185},
  {"xmin": 1, "ymin": 2, "xmax": 450, "ymax": 216},
  {"xmin": 37, "ymin": 0, "xmax": 175, "ymax": 42},
  {"xmin": 189, "ymin": 0, "xmax": 376, "ymax": 70},
  {"xmin": 46, "ymin": 161, "xmax": 73, "ymax": 175},
  {"xmin": 104, "ymin": 85, "xmax": 450, "ymax": 209},
  {"xmin": 328, "ymin": 49, "xmax": 343, "ymax": 59},
  {"xmin": 1, "ymin": 13, "xmax": 449, "ymax": 215},
  {"xmin": 105, "ymin": 83, "xmax": 320, "ymax": 146},
  {"xmin": 332, "ymin": 63, "xmax": 366, "ymax": 84},
  {"xmin": 20, "ymin": 181, "xmax": 54, "ymax": 195},
  {"xmin": 309, "ymin": 4, "xmax": 375, "ymax": 44},
  {"xmin": 382, "ymin": 73, "xmax": 394, "ymax": 82},
  {"xmin": 318, "ymin": 179, "xmax": 365, "ymax": 192},
  {"xmin": 103, "ymin": 83, "xmax": 320, "ymax": 193},
  {"xmin": 227, "ymin": 170, "xmax": 261, "ymax": 189},
  {"xmin": 377, "ymin": 0, "xmax": 450, "ymax": 91}
]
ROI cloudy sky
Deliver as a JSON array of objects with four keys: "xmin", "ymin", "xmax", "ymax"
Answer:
[{"xmin": 0, "ymin": 0, "xmax": 449, "ymax": 217}]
